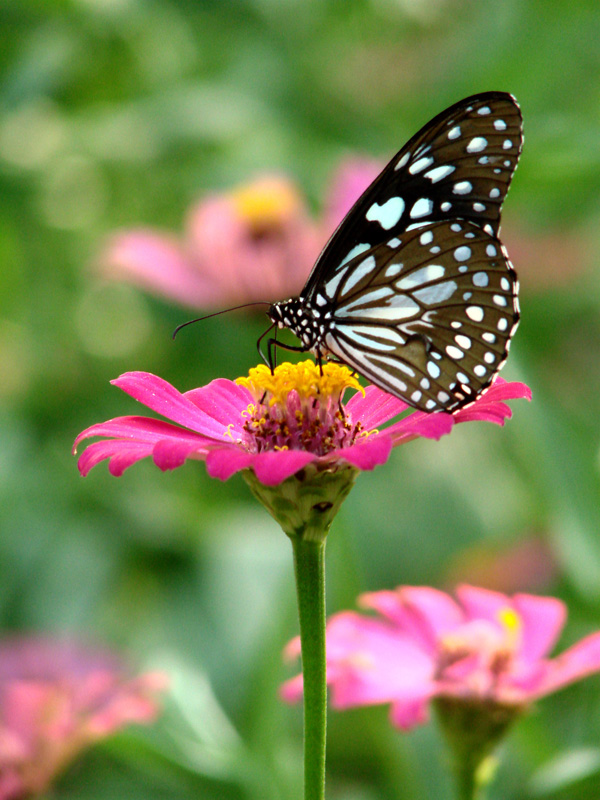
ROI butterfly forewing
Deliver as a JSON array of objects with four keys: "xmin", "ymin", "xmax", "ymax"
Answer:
[
  {"xmin": 304, "ymin": 92, "xmax": 522, "ymax": 299},
  {"xmin": 267, "ymin": 92, "xmax": 522, "ymax": 412},
  {"xmin": 320, "ymin": 220, "xmax": 519, "ymax": 411}
]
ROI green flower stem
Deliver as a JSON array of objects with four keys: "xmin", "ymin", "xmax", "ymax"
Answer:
[
  {"xmin": 291, "ymin": 535, "xmax": 327, "ymax": 800},
  {"xmin": 434, "ymin": 698, "xmax": 522, "ymax": 800},
  {"xmin": 243, "ymin": 462, "xmax": 359, "ymax": 800}
]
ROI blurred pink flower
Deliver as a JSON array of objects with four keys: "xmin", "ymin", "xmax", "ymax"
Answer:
[
  {"xmin": 100, "ymin": 175, "xmax": 322, "ymax": 309},
  {"xmin": 282, "ymin": 585, "xmax": 600, "ymax": 730},
  {"xmin": 73, "ymin": 361, "xmax": 531, "ymax": 487},
  {"xmin": 0, "ymin": 637, "xmax": 167, "ymax": 800},
  {"xmin": 98, "ymin": 159, "xmax": 387, "ymax": 310},
  {"xmin": 321, "ymin": 157, "xmax": 383, "ymax": 234}
]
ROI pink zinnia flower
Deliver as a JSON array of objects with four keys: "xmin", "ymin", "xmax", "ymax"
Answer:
[
  {"xmin": 0, "ymin": 637, "xmax": 167, "ymax": 800},
  {"xmin": 281, "ymin": 585, "xmax": 600, "ymax": 730},
  {"xmin": 100, "ymin": 175, "xmax": 322, "ymax": 309},
  {"xmin": 73, "ymin": 361, "xmax": 531, "ymax": 488}
]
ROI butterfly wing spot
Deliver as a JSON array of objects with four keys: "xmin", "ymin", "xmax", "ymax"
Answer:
[
  {"xmin": 477, "ymin": 106, "xmax": 491, "ymax": 115},
  {"xmin": 446, "ymin": 345, "xmax": 465, "ymax": 359},
  {"xmin": 466, "ymin": 137, "xmax": 488, "ymax": 153},
  {"xmin": 466, "ymin": 306, "xmax": 484, "ymax": 322},
  {"xmin": 472, "ymin": 271, "xmax": 489, "ymax": 287},
  {"xmin": 494, "ymin": 119, "xmax": 507, "ymax": 130},
  {"xmin": 395, "ymin": 151, "xmax": 410, "ymax": 170},
  {"xmin": 453, "ymin": 181, "xmax": 472, "ymax": 195},
  {"xmin": 419, "ymin": 230, "xmax": 434, "ymax": 245},
  {"xmin": 448, "ymin": 125, "xmax": 461, "ymax": 140},
  {"xmin": 424, "ymin": 165, "xmax": 455, "ymax": 183},
  {"xmin": 409, "ymin": 156, "xmax": 435, "ymax": 174},
  {"xmin": 410, "ymin": 198, "xmax": 433, "ymax": 218},
  {"xmin": 453, "ymin": 245, "xmax": 472, "ymax": 261},
  {"xmin": 366, "ymin": 197, "xmax": 405, "ymax": 229},
  {"xmin": 341, "ymin": 242, "xmax": 371, "ymax": 266},
  {"xmin": 503, "ymin": 139, "xmax": 513, "ymax": 149}
]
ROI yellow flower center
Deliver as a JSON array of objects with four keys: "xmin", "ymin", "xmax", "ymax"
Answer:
[
  {"xmin": 236, "ymin": 360, "xmax": 363, "ymax": 407},
  {"xmin": 234, "ymin": 361, "xmax": 366, "ymax": 456},
  {"xmin": 230, "ymin": 176, "xmax": 302, "ymax": 230}
]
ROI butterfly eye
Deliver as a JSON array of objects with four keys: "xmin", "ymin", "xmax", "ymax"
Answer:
[{"xmin": 268, "ymin": 92, "xmax": 522, "ymax": 412}]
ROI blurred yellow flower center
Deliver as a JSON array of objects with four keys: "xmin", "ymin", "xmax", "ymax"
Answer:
[
  {"xmin": 497, "ymin": 606, "xmax": 522, "ymax": 651},
  {"xmin": 230, "ymin": 176, "xmax": 302, "ymax": 230},
  {"xmin": 236, "ymin": 360, "xmax": 363, "ymax": 406}
]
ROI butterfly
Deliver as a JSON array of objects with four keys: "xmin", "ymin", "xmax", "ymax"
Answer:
[{"xmin": 265, "ymin": 92, "xmax": 523, "ymax": 412}]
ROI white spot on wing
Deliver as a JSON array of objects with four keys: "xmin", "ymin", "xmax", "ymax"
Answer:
[
  {"xmin": 395, "ymin": 152, "xmax": 410, "ymax": 170},
  {"xmin": 427, "ymin": 361, "xmax": 441, "ymax": 379},
  {"xmin": 477, "ymin": 106, "xmax": 491, "ymax": 115},
  {"xmin": 366, "ymin": 197, "xmax": 405, "ymax": 230},
  {"xmin": 474, "ymin": 364, "xmax": 487, "ymax": 377},
  {"xmin": 454, "ymin": 246, "xmax": 472, "ymax": 262},
  {"xmin": 466, "ymin": 306, "xmax": 484, "ymax": 322},
  {"xmin": 419, "ymin": 230, "xmax": 434, "ymax": 245},
  {"xmin": 424, "ymin": 165, "xmax": 455, "ymax": 183},
  {"xmin": 341, "ymin": 243, "xmax": 370, "ymax": 266},
  {"xmin": 472, "ymin": 272, "xmax": 489, "ymax": 287},
  {"xmin": 396, "ymin": 265, "xmax": 445, "ymax": 289},
  {"xmin": 324, "ymin": 266, "xmax": 349, "ymax": 297},
  {"xmin": 453, "ymin": 181, "xmax": 472, "ymax": 195},
  {"xmin": 413, "ymin": 280, "xmax": 457, "ymax": 304},
  {"xmin": 467, "ymin": 137, "xmax": 488, "ymax": 153},
  {"xmin": 341, "ymin": 255, "xmax": 376, "ymax": 295},
  {"xmin": 448, "ymin": 126, "xmax": 461, "ymax": 140},
  {"xmin": 409, "ymin": 156, "xmax": 435, "ymax": 174},
  {"xmin": 385, "ymin": 262, "xmax": 403, "ymax": 278},
  {"xmin": 494, "ymin": 119, "xmax": 507, "ymax": 130},
  {"xmin": 410, "ymin": 198, "xmax": 433, "ymax": 219},
  {"xmin": 486, "ymin": 244, "xmax": 497, "ymax": 257},
  {"xmin": 446, "ymin": 345, "xmax": 464, "ymax": 359}
]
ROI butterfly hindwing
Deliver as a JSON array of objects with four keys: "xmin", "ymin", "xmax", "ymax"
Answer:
[
  {"xmin": 304, "ymin": 92, "xmax": 522, "ymax": 299},
  {"xmin": 319, "ymin": 220, "xmax": 519, "ymax": 412}
]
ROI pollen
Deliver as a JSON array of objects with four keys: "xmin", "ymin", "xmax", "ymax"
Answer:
[
  {"xmin": 236, "ymin": 360, "xmax": 363, "ymax": 407},
  {"xmin": 235, "ymin": 361, "xmax": 365, "ymax": 456},
  {"xmin": 230, "ymin": 176, "xmax": 302, "ymax": 231}
]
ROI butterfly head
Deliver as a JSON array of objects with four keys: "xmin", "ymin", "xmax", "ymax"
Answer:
[{"xmin": 268, "ymin": 297, "xmax": 324, "ymax": 352}]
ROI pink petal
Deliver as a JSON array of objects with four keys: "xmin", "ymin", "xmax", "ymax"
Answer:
[
  {"xmin": 513, "ymin": 593, "xmax": 566, "ymax": 662},
  {"xmin": 389, "ymin": 694, "xmax": 432, "ymax": 730},
  {"xmin": 112, "ymin": 372, "xmax": 230, "ymax": 439},
  {"xmin": 250, "ymin": 450, "xmax": 316, "ymax": 486},
  {"xmin": 205, "ymin": 447, "xmax": 255, "ymax": 481},
  {"xmin": 185, "ymin": 379, "xmax": 251, "ymax": 432},
  {"xmin": 101, "ymin": 230, "xmax": 217, "ymax": 308},
  {"xmin": 74, "ymin": 416, "xmax": 217, "ymax": 452},
  {"xmin": 152, "ymin": 438, "xmax": 209, "ymax": 470},
  {"xmin": 324, "ymin": 614, "xmax": 434, "ymax": 710},
  {"xmin": 535, "ymin": 632, "xmax": 600, "ymax": 697},
  {"xmin": 396, "ymin": 587, "xmax": 466, "ymax": 650},
  {"xmin": 454, "ymin": 379, "xmax": 532, "ymax": 425},
  {"xmin": 77, "ymin": 440, "xmax": 156, "ymax": 477},
  {"xmin": 345, "ymin": 385, "xmax": 409, "ymax": 428},
  {"xmin": 280, "ymin": 674, "xmax": 304, "ymax": 704},
  {"xmin": 385, "ymin": 410, "xmax": 455, "ymax": 443},
  {"xmin": 335, "ymin": 434, "xmax": 393, "ymax": 471}
]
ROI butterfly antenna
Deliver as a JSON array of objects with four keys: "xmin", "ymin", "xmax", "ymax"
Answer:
[{"xmin": 172, "ymin": 302, "xmax": 271, "ymax": 339}]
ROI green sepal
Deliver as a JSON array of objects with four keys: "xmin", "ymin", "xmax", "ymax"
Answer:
[{"xmin": 242, "ymin": 461, "xmax": 359, "ymax": 542}]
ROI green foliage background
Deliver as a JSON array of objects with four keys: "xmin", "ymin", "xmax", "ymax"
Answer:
[{"xmin": 1, "ymin": 0, "xmax": 600, "ymax": 797}]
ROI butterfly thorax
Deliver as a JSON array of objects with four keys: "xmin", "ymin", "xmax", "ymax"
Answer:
[{"xmin": 269, "ymin": 297, "xmax": 327, "ymax": 354}]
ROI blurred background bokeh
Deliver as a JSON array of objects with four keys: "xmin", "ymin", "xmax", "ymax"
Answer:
[{"xmin": 1, "ymin": 0, "xmax": 600, "ymax": 797}]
